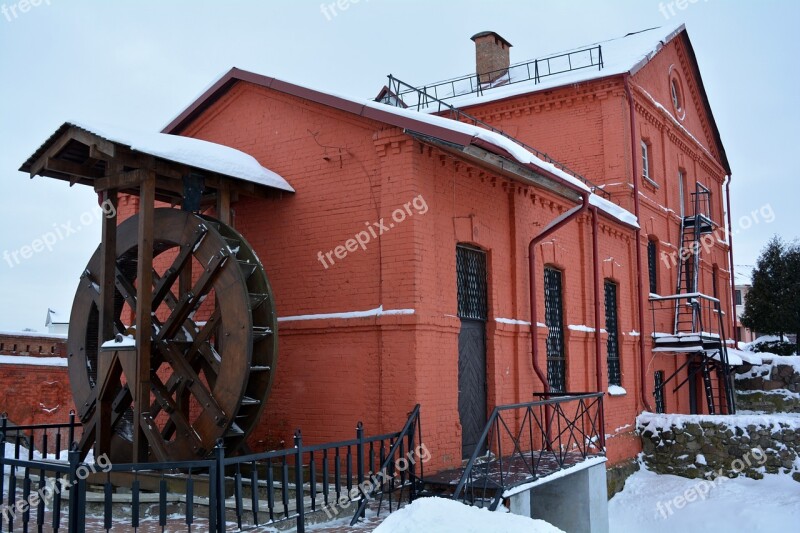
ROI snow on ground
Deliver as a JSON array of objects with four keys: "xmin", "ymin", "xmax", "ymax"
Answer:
[
  {"xmin": 738, "ymin": 354, "xmax": 800, "ymax": 379},
  {"xmin": 638, "ymin": 411, "xmax": 800, "ymax": 432},
  {"xmin": 609, "ymin": 467, "xmax": 800, "ymax": 532},
  {"xmin": 373, "ymin": 497, "xmax": 563, "ymax": 533}
]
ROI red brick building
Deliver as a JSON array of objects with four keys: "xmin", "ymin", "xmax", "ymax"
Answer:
[{"xmin": 9, "ymin": 24, "xmax": 737, "ymax": 474}]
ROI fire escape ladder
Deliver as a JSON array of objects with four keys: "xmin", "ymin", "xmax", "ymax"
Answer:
[{"xmin": 651, "ymin": 182, "xmax": 736, "ymax": 415}]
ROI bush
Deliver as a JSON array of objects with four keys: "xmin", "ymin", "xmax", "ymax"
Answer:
[{"xmin": 751, "ymin": 340, "xmax": 797, "ymax": 356}]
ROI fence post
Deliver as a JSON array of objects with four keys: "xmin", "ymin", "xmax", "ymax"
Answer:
[
  {"xmin": 294, "ymin": 430, "xmax": 305, "ymax": 533},
  {"xmin": 356, "ymin": 422, "xmax": 365, "ymax": 518},
  {"xmin": 0, "ymin": 415, "xmax": 5, "ymax": 531},
  {"xmin": 214, "ymin": 439, "xmax": 226, "ymax": 533},
  {"xmin": 67, "ymin": 411, "xmax": 75, "ymax": 449},
  {"xmin": 67, "ymin": 443, "xmax": 80, "ymax": 532}
]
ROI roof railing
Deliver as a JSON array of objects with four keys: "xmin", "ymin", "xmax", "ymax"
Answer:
[{"xmin": 391, "ymin": 45, "xmax": 603, "ymax": 107}]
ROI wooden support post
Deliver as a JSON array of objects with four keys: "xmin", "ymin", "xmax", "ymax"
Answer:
[
  {"xmin": 96, "ymin": 189, "xmax": 118, "ymax": 458},
  {"xmin": 216, "ymin": 180, "xmax": 231, "ymax": 225},
  {"xmin": 133, "ymin": 171, "xmax": 156, "ymax": 462}
]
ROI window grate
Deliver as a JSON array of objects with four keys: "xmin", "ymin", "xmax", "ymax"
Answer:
[
  {"xmin": 654, "ymin": 371, "xmax": 666, "ymax": 413},
  {"xmin": 648, "ymin": 240, "xmax": 658, "ymax": 294},
  {"xmin": 605, "ymin": 280, "xmax": 621, "ymax": 387},
  {"xmin": 544, "ymin": 267, "xmax": 566, "ymax": 393},
  {"xmin": 456, "ymin": 246, "xmax": 487, "ymax": 321}
]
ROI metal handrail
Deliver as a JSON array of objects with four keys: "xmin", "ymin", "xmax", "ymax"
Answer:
[{"xmin": 451, "ymin": 393, "xmax": 604, "ymax": 508}]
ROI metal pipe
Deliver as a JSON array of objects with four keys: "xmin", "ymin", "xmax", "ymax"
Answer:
[
  {"xmin": 725, "ymin": 176, "xmax": 737, "ymax": 343},
  {"xmin": 590, "ymin": 206, "xmax": 606, "ymax": 449},
  {"xmin": 624, "ymin": 75, "xmax": 653, "ymax": 412},
  {"xmin": 529, "ymin": 190, "xmax": 590, "ymax": 392}
]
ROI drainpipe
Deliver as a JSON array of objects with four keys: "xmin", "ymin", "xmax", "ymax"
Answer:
[
  {"xmin": 725, "ymin": 176, "xmax": 737, "ymax": 343},
  {"xmin": 529, "ymin": 189, "xmax": 590, "ymax": 393},
  {"xmin": 624, "ymin": 75, "xmax": 653, "ymax": 412},
  {"xmin": 590, "ymin": 206, "xmax": 607, "ymax": 449}
]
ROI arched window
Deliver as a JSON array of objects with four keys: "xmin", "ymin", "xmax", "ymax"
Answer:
[
  {"xmin": 648, "ymin": 239, "xmax": 659, "ymax": 295},
  {"xmin": 605, "ymin": 280, "xmax": 621, "ymax": 386},
  {"xmin": 671, "ymin": 78, "xmax": 683, "ymax": 111}
]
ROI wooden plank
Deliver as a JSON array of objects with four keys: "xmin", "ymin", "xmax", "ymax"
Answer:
[
  {"xmin": 28, "ymin": 130, "xmax": 76, "ymax": 178},
  {"xmin": 133, "ymin": 171, "xmax": 156, "ymax": 463}
]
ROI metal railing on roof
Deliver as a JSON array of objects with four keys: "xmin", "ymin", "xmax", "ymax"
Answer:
[
  {"xmin": 389, "ymin": 45, "xmax": 603, "ymax": 106},
  {"xmin": 379, "ymin": 75, "xmax": 610, "ymax": 199}
]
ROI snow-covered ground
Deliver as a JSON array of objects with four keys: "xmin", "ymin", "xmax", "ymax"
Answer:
[
  {"xmin": 609, "ymin": 467, "xmax": 800, "ymax": 532},
  {"xmin": 374, "ymin": 497, "xmax": 563, "ymax": 533}
]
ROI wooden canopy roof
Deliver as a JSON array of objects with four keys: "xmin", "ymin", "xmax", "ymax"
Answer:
[{"xmin": 19, "ymin": 121, "xmax": 294, "ymax": 205}]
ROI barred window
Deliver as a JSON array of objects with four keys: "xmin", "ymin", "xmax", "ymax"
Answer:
[
  {"xmin": 654, "ymin": 371, "xmax": 666, "ymax": 414},
  {"xmin": 648, "ymin": 240, "xmax": 658, "ymax": 294},
  {"xmin": 544, "ymin": 267, "xmax": 566, "ymax": 393},
  {"xmin": 605, "ymin": 280, "xmax": 621, "ymax": 387}
]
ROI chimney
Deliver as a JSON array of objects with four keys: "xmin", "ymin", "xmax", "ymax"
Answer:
[{"xmin": 471, "ymin": 31, "xmax": 512, "ymax": 85}]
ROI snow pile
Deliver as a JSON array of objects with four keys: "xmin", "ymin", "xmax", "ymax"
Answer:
[
  {"xmin": 738, "ymin": 355, "xmax": 800, "ymax": 379},
  {"xmin": 609, "ymin": 468, "xmax": 800, "ymax": 532},
  {"xmin": 59, "ymin": 121, "xmax": 294, "ymax": 192},
  {"xmin": 637, "ymin": 411, "xmax": 800, "ymax": 433},
  {"xmin": 373, "ymin": 497, "xmax": 563, "ymax": 533}
]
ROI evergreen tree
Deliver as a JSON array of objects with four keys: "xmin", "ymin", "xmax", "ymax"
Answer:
[{"xmin": 740, "ymin": 236, "xmax": 790, "ymax": 339}]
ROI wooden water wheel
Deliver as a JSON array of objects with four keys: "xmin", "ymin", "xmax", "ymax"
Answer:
[{"xmin": 68, "ymin": 208, "xmax": 278, "ymax": 462}]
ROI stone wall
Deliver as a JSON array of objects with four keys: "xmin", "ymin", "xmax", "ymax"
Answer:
[
  {"xmin": 735, "ymin": 355, "xmax": 800, "ymax": 393},
  {"xmin": 637, "ymin": 413, "xmax": 800, "ymax": 483}
]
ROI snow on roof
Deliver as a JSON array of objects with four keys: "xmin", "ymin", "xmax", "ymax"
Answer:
[
  {"xmin": 61, "ymin": 120, "xmax": 294, "ymax": 193},
  {"xmin": 425, "ymin": 25, "xmax": 683, "ymax": 110},
  {"xmin": 0, "ymin": 355, "xmax": 68, "ymax": 367},
  {"xmin": 0, "ymin": 329, "xmax": 67, "ymax": 340},
  {"xmin": 46, "ymin": 308, "xmax": 68, "ymax": 325},
  {"xmin": 164, "ymin": 68, "xmax": 638, "ymax": 227}
]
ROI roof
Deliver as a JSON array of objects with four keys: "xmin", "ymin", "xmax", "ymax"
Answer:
[
  {"xmin": 20, "ymin": 120, "xmax": 294, "ymax": 193},
  {"xmin": 409, "ymin": 25, "xmax": 731, "ymax": 174},
  {"xmin": 734, "ymin": 265, "xmax": 753, "ymax": 286},
  {"xmin": 45, "ymin": 308, "xmax": 68, "ymax": 326},
  {"xmin": 162, "ymin": 68, "xmax": 638, "ymax": 228}
]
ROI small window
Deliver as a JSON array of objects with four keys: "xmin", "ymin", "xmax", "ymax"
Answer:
[
  {"xmin": 735, "ymin": 290, "xmax": 743, "ymax": 306},
  {"xmin": 641, "ymin": 141, "xmax": 654, "ymax": 185},
  {"xmin": 654, "ymin": 371, "xmax": 666, "ymax": 413},
  {"xmin": 671, "ymin": 79, "xmax": 682, "ymax": 111},
  {"xmin": 647, "ymin": 240, "xmax": 658, "ymax": 294},
  {"xmin": 605, "ymin": 280, "xmax": 621, "ymax": 387}
]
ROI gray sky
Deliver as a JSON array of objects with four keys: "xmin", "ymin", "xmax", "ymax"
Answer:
[{"xmin": 0, "ymin": 0, "xmax": 797, "ymax": 331}]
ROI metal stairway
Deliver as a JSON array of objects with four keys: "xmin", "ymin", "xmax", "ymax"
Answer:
[{"xmin": 650, "ymin": 183, "xmax": 735, "ymax": 414}]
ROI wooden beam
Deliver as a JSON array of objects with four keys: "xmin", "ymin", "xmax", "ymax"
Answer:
[
  {"xmin": 216, "ymin": 179, "xmax": 231, "ymax": 224},
  {"xmin": 133, "ymin": 171, "xmax": 155, "ymax": 463},
  {"xmin": 43, "ymin": 157, "xmax": 104, "ymax": 180},
  {"xmin": 28, "ymin": 132, "xmax": 76, "ymax": 178},
  {"xmin": 93, "ymin": 168, "xmax": 150, "ymax": 192},
  {"xmin": 96, "ymin": 187, "xmax": 118, "ymax": 459}
]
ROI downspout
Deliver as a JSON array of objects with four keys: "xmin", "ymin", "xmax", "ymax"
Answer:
[
  {"xmin": 591, "ymin": 206, "xmax": 607, "ymax": 449},
  {"xmin": 725, "ymin": 176, "xmax": 737, "ymax": 343},
  {"xmin": 529, "ymin": 190, "xmax": 590, "ymax": 392},
  {"xmin": 624, "ymin": 75, "xmax": 653, "ymax": 412}
]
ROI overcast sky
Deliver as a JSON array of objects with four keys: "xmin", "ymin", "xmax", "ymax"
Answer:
[{"xmin": 0, "ymin": 0, "xmax": 797, "ymax": 331}]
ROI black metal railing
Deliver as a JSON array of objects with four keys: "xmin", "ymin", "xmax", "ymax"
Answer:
[
  {"xmin": 451, "ymin": 393, "xmax": 604, "ymax": 510},
  {"xmin": 383, "ymin": 45, "xmax": 603, "ymax": 106},
  {"xmin": 379, "ymin": 75, "xmax": 611, "ymax": 199},
  {"xmin": 0, "ymin": 407, "xmax": 423, "ymax": 532}
]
